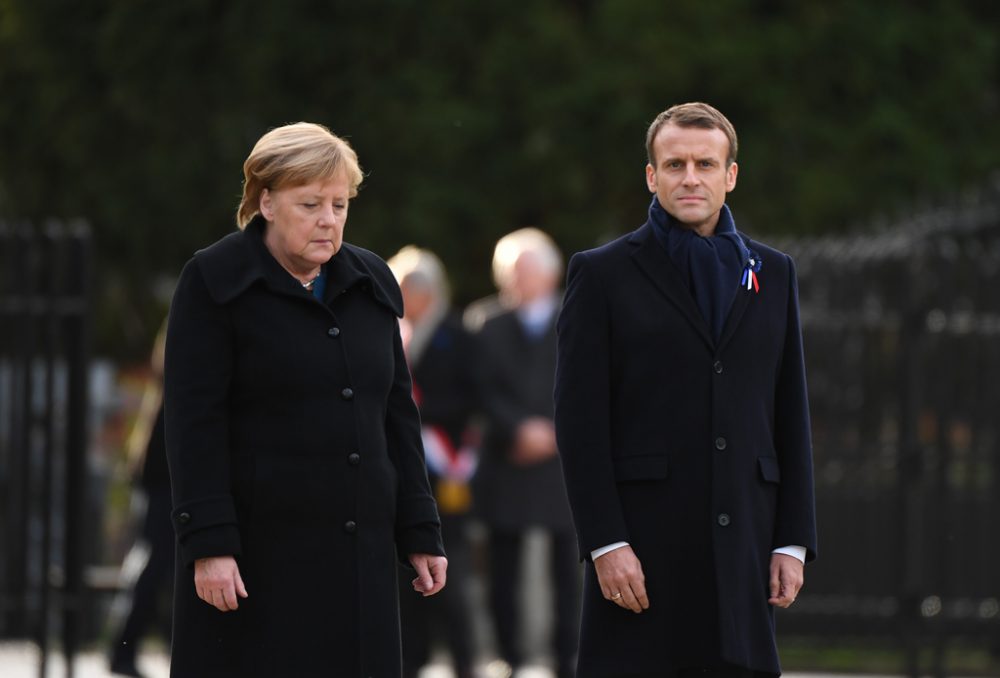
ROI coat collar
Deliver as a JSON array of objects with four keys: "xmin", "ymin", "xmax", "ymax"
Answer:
[
  {"xmin": 627, "ymin": 221, "xmax": 756, "ymax": 354},
  {"xmin": 193, "ymin": 216, "xmax": 403, "ymax": 317}
]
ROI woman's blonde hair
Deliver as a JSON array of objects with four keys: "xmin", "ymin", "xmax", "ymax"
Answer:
[{"xmin": 236, "ymin": 122, "xmax": 364, "ymax": 229}]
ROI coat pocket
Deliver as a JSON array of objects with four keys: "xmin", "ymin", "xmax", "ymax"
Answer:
[
  {"xmin": 757, "ymin": 456, "xmax": 781, "ymax": 484},
  {"xmin": 613, "ymin": 455, "xmax": 669, "ymax": 482}
]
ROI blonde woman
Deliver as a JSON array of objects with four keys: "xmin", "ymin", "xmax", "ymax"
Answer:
[{"xmin": 164, "ymin": 123, "xmax": 446, "ymax": 677}]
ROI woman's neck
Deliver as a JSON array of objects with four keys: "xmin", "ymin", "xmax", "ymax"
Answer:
[{"xmin": 263, "ymin": 227, "xmax": 321, "ymax": 285}]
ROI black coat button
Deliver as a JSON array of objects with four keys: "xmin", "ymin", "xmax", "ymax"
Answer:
[
  {"xmin": 713, "ymin": 360, "xmax": 723, "ymax": 374},
  {"xmin": 717, "ymin": 513, "xmax": 731, "ymax": 527},
  {"xmin": 177, "ymin": 512, "xmax": 191, "ymax": 525},
  {"xmin": 348, "ymin": 453, "xmax": 360, "ymax": 465},
  {"xmin": 341, "ymin": 388, "xmax": 354, "ymax": 400},
  {"xmin": 327, "ymin": 327, "xmax": 341, "ymax": 337},
  {"xmin": 344, "ymin": 520, "xmax": 357, "ymax": 534},
  {"xmin": 715, "ymin": 437, "xmax": 727, "ymax": 451}
]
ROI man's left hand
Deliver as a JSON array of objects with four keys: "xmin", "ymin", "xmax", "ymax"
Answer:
[
  {"xmin": 768, "ymin": 553, "xmax": 803, "ymax": 608},
  {"xmin": 409, "ymin": 553, "xmax": 448, "ymax": 597}
]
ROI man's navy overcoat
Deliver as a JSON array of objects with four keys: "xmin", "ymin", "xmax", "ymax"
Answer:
[
  {"xmin": 164, "ymin": 218, "xmax": 443, "ymax": 677},
  {"xmin": 554, "ymin": 221, "xmax": 817, "ymax": 677}
]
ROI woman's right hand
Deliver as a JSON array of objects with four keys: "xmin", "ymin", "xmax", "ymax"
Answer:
[{"xmin": 194, "ymin": 555, "xmax": 249, "ymax": 612}]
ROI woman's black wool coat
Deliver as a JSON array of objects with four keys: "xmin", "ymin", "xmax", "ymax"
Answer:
[{"xmin": 164, "ymin": 218, "xmax": 444, "ymax": 677}]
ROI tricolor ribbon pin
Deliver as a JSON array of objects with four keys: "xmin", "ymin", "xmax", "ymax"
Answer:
[{"xmin": 741, "ymin": 257, "xmax": 761, "ymax": 293}]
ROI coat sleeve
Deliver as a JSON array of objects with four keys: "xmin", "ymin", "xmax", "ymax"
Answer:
[
  {"xmin": 163, "ymin": 258, "xmax": 242, "ymax": 567},
  {"xmin": 386, "ymin": 320, "xmax": 445, "ymax": 559},
  {"xmin": 772, "ymin": 255, "xmax": 818, "ymax": 561},
  {"xmin": 554, "ymin": 251, "xmax": 628, "ymax": 560}
]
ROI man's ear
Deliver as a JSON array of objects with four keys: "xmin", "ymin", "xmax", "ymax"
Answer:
[
  {"xmin": 725, "ymin": 162, "xmax": 739, "ymax": 193},
  {"xmin": 645, "ymin": 163, "xmax": 656, "ymax": 193}
]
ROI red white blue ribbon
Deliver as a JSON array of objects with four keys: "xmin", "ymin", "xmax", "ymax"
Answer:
[
  {"xmin": 741, "ymin": 255, "xmax": 761, "ymax": 293},
  {"xmin": 421, "ymin": 425, "xmax": 478, "ymax": 481}
]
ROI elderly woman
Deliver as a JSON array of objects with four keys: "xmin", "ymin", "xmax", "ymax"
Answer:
[{"xmin": 164, "ymin": 122, "xmax": 447, "ymax": 677}]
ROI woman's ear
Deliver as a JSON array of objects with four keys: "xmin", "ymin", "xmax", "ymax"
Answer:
[{"xmin": 259, "ymin": 188, "xmax": 273, "ymax": 221}]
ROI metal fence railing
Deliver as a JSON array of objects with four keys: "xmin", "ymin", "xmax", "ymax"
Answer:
[
  {"xmin": 0, "ymin": 219, "xmax": 91, "ymax": 678},
  {"xmin": 774, "ymin": 188, "xmax": 1000, "ymax": 677}
]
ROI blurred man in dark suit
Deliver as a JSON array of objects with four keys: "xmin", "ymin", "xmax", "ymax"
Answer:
[{"xmin": 475, "ymin": 228, "xmax": 580, "ymax": 678}]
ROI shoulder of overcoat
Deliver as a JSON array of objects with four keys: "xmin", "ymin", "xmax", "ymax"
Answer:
[
  {"xmin": 738, "ymin": 233, "xmax": 795, "ymax": 279},
  {"xmin": 189, "ymin": 218, "xmax": 403, "ymax": 317},
  {"xmin": 191, "ymin": 229, "xmax": 255, "ymax": 305},
  {"xmin": 334, "ymin": 242, "xmax": 405, "ymax": 317}
]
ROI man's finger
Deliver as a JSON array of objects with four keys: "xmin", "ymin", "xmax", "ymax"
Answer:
[
  {"xmin": 235, "ymin": 572, "xmax": 249, "ymax": 599},
  {"xmin": 769, "ymin": 568, "xmax": 780, "ymax": 600},
  {"xmin": 222, "ymin": 586, "xmax": 239, "ymax": 611},
  {"xmin": 632, "ymin": 579, "xmax": 650, "ymax": 610},
  {"xmin": 620, "ymin": 585, "xmax": 643, "ymax": 613}
]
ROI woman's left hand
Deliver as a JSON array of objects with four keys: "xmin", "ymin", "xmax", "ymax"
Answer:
[{"xmin": 408, "ymin": 553, "xmax": 448, "ymax": 597}]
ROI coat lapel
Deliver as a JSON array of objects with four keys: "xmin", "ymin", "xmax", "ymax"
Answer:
[
  {"xmin": 716, "ymin": 233, "xmax": 758, "ymax": 354},
  {"xmin": 628, "ymin": 223, "xmax": 714, "ymax": 351}
]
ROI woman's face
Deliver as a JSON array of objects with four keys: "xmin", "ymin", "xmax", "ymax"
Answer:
[{"xmin": 259, "ymin": 174, "xmax": 351, "ymax": 273}]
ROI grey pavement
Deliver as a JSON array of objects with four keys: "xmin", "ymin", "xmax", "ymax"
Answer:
[{"xmin": 0, "ymin": 644, "xmax": 903, "ymax": 678}]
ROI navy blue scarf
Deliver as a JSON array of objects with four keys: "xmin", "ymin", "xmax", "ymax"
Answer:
[{"xmin": 648, "ymin": 196, "xmax": 749, "ymax": 342}]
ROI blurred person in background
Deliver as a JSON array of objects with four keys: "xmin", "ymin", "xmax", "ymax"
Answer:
[
  {"xmin": 389, "ymin": 245, "xmax": 480, "ymax": 678},
  {"xmin": 554, "ymin": 102, "xmax": 816, "ymax": 677},
  {"xmin": 474, "ymin": 228, "xmax": 580, "ymax": 678},
  {"xmin": 461, "ymin": 231, "xmax": 525, "ymax": 332},
  {"xmin": 107, "ymin": 321, "xmax": 173, "ymax": 678},
  {"xmin": 163, "ymin": 122, "xmax": 446, "ymax": 677}
]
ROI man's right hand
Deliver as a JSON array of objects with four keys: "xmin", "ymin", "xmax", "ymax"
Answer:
[
  {"xmin": 194, "ymin": 555, "xmax": 248, "ymax": 612},
  {"xmin": 593, "ymin": 545, "xmax": 649, "ymax": 613}
]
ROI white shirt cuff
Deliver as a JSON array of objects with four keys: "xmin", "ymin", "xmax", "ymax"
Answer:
[
  {"xmin": 772, "ymin": 545, "xmax": 807, "ymax": 564},
  {"xmin": 591, "ymin": 541, "xmax": 630, "ymax": 561}
]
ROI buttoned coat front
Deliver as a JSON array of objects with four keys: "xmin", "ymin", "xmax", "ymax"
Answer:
[
  {"xmin": 554, "ymin": 221, "xmax": 817, "ymax": 677},
  {"xmin": 164, "ymin": 218, "xmax": 443, "ymax": 678}
]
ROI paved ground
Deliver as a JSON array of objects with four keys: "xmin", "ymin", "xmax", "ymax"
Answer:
[{"xmin": 0, "ymin": 642, "xmax": 914, "ymax": 678}]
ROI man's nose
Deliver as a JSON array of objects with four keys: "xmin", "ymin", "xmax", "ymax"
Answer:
[{"xmin": 682, "ymin": 163, "xmax": 700, "ymax": 185}]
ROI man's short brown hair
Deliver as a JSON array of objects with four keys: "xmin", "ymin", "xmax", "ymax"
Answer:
[{"xmin": 645, "ymin": 102, "xmax": 738, "ymax": 167}]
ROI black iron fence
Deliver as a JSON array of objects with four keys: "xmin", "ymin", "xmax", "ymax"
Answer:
[
  {"xmin": 776, "ymin": 189, "xmax": 1000, "ymax": 676},
  {"xmin": 0, "ymin": 219, "xmax": 91, "ymax": 677}
]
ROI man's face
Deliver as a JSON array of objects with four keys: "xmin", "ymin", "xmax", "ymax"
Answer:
[
  {"xmin": 511, "ymin": 250, "xmax": 558, "ymax": 305},
  {"xmin": 645, "ymin": 123, "xmax": 738, "ymax": 236}
]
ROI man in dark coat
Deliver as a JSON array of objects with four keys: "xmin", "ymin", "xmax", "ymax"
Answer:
[
  {"xmin": 164, "ymin": 123, "xmax": 445, "ymax": 678},
  {"xmin": 554, "ymin": 103, "xmax": 817, "ymax": 678},
  {"xmin": 475, "ymin": 228, "xmax": 580, "ymax": 678}
]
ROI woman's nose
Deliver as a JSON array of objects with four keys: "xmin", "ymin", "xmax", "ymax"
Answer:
[{"xmin": 318, "ymin": 206, "xmax": 337, "ymax": 226}]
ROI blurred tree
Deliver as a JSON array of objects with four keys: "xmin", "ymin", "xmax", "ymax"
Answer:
[{"xmin": 0, "ymin": 0, "xmax": 997, "ymax": 358}]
